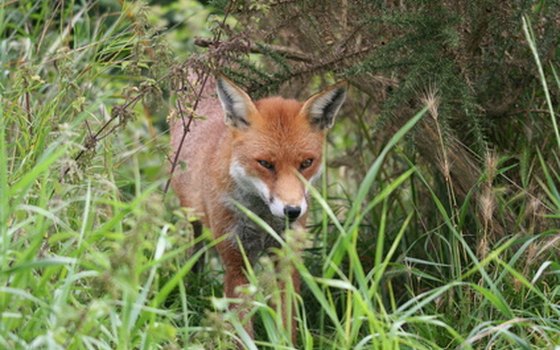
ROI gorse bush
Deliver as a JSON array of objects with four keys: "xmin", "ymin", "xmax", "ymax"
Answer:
[{"xmin": 1, "ymin": 0, "xmax": 559, "ymax": 349}]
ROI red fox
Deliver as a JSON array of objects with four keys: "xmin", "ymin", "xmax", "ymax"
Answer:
[{"xmin": 170, "ymin": 74, "xmax": 346, "ymax": 340}]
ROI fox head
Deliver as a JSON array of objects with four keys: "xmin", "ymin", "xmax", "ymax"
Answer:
[{"xmin": 216, "ymin": 76, "xmax": 347, "ymax": 222}]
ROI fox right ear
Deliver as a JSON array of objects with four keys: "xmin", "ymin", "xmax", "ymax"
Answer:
[
  {"xmin": 302, "ymin": 82, "xmax": 347, "ymax": 130},
  {"xmin": 216, "ymin": 76, "xmax": 256, "ymax": 129}
]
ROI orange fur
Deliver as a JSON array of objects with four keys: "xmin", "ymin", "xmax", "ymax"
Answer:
[{"xmin": 170, "ymin": 75, "xmax": 346, "ymax": 343}]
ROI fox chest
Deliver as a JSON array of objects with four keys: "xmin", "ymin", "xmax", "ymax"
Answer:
[
  {"xmin": 232, "ymin": 220, "xmax": 283, "ymax": 262},
  {"xmin": 224, "ymin": 193, "xmax": 288, "ymax": 263}
]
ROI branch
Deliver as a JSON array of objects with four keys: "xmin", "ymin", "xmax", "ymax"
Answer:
[{"xmin": 194, "ymin": 37, "xmax": 313, "ymax": 63}]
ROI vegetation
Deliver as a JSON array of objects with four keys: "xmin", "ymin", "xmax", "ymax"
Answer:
[{"xmin": 1, "ymin": 0, "xmax": 559, "ymax": 349}]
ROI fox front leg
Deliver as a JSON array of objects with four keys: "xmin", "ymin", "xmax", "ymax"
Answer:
[{"xmin": 219, "ymin": 242, "xmax": 255, "ymax": 340}]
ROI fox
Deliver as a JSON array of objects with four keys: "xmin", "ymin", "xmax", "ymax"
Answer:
[{"xmin": 169, "ymin": 74, "xmax": 346, "ymax": 341}]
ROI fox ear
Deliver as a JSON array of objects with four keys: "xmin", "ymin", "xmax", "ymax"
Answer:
[
  {"xmin": 302, "ymin": 82, "xmax": 347, "ymax": 129},
  {"xmin": 216, "ymin": 76, "xmax": 256, "ymax": 128}
]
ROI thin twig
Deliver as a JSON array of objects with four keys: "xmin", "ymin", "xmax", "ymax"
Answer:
[
  {"xmin": 163, "ymin": 64, "xmax": 213, "ymax": 194},
  {"xmin": 84, "ymin": 120, "xmax": 93, "ymax": 138},
  {"xmin": 163, "ymin": 2, "xmax": 235, "ymax": 195},
  {"xmin": 194, "ymin": 37, "xmax": 312, "ymax": 63},
  {"xmin": 0, "ymin": 0, "xmax": 20, "ymax": 8},
  {"xmin": 24, "ymin": 91, "xmax": 32, "ymax": 135},
  {"xmin": 60, "ymin": 93, "xmax": 143, "ymax": 180}
]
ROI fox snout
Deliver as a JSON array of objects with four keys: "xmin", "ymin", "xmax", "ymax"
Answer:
[
  {"xmin": 268, "ymin": 172, "xmax": 308, "ymax": 221},
  {"xmin": 269, "ymin": 192, "xmax": 307, "ymax": 222}
]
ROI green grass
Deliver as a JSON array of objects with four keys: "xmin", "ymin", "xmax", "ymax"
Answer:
[{"xmin": 1, "ymin": 1, "xmax": 559, "ymax": 349}]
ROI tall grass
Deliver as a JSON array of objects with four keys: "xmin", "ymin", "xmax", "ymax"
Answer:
[{"xmin": 1, "ymin": 1, "xmax": 559, "ymax": 350}]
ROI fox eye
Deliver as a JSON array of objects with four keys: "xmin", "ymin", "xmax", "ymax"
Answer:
[
  {"xmin": 300, "ymin": 158, "xmax": 314, "ymax": 170},
  {"xmin": 257, "ymin": 159, "xmax": 275, "ymax": 171}
]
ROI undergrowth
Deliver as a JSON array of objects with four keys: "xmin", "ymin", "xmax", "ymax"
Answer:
[{"xmin": 1, "ymin": 1, "xmax": 559, "ymax": 349}]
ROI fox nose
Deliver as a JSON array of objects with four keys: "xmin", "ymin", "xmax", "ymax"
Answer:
[{"xmin": 284, "ymin": 206, "xmax": 302, "ymax": 221}]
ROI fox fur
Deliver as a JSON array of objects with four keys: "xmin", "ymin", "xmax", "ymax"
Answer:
[{"xmin": 170, "ymin": 74, "xmax": 346, "ymax": 341}]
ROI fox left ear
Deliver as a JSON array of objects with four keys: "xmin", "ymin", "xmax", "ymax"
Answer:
[
  {"xmin": 216, "ymin": 75, "xmax": 257, "ymax": 129},
  {"xmin": 302, "ymin": 82, "xmax": 347, "ymax": 129}
]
